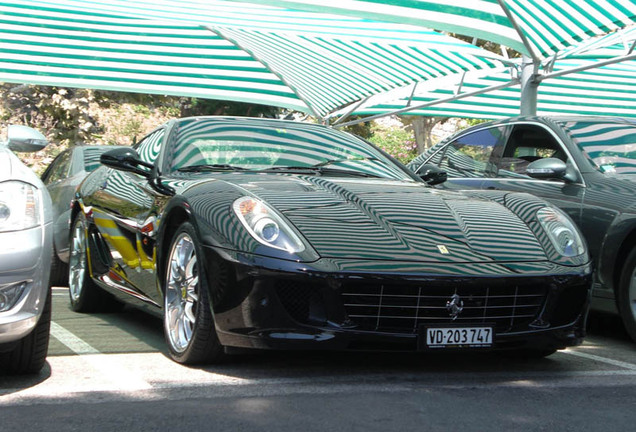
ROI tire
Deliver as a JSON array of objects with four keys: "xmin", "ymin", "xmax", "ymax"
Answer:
[
  {"xmin": 163, "ymin": 222, "xmax": 224, "ymax": 364},
  {"xmin": 0, "ymin": 288, "xmax": 51, "ymax": 374},
  {"xmin": 49, "ymin": 246, "xmax": 69, "ymax": 287},
  {"xmin": 617, "ymin": 248, "xmax": 636, "ymax": 343},
  {"xmin": 68, "ymin": 214, "xmax": 121, "ymax": 313}
]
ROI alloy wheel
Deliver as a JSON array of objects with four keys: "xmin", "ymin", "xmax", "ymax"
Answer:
[
  {"xmin": 165, "ymin": 232, "xmax": 200, "ymax": 353},
  {"xmin": 68, "ymin": 219, "xmax": 87, "ymax": 302}
]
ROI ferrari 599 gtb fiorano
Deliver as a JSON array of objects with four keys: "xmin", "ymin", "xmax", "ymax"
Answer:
[{"xmin": 70, "ymin": 116, "xmax": 591, "ymax": 364}]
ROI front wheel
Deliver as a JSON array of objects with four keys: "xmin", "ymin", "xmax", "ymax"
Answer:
[
  {"xmin": 0, "ymin": 289, "xmax": 51, "ymax": 374},
  {"xmin": 163, "ymin": 222, "xmax": 224, "ymax": 364},
  {"xmin": 617, "ymin": 248, "xmax": 636, "ymax": 343}
]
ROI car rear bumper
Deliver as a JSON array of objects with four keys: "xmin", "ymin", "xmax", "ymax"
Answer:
[
  {"xmin": 0, "ymin": 223, "xmax": 52, "ymax": 346},
  {"xmin": 203, "ymin": 246, "xmax": 592, "ymax": 353}
]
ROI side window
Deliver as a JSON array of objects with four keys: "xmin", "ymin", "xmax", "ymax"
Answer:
[
  {"xmin": 135, "ymin": 129, "xmax": 165, "ymax": 166},
  {"xmin": 42, "ymin": 151, "xmax": 71, "ymax": 185},
  {"xmin": 497, "ymin": 125, "xmax": 568, "ymax": 179},
  {"xmin": 439, "ymin": 127, "xmax": 505, "ymax": 178}
]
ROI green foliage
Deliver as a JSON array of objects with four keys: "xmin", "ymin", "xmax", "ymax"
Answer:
[
  {"xmin": 340, "ymin": 116, "xmax": 373, "ymax": 139},
  {"xmin": 367, "ymin": 122, "xmax": 417, "ymax": 164},
  {"xmin": 464, "ymin": 118, "xmax": 489, "ymax": 127}
]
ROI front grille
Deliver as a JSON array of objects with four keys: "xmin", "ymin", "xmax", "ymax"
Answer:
[{"xmin": 342, "ymin": 281, "xmax": 547, "ymax": 334}]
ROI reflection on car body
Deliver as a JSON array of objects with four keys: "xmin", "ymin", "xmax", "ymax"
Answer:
[
  {"xmin": 70, "ymin": 116, "xmax": 592, "ymax": 364},
  {"xmin": 408, "ymin": 116, "xmax": 636, "ymax": 343}
]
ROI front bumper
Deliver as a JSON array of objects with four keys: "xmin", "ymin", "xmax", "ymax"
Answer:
[
  {"xmin": 203, "ymin": 246, "xmax": 592, "ymax": 353},
  {"xmin": 0, "ymin": 223, "xmax": 52, "ymax": 346}
]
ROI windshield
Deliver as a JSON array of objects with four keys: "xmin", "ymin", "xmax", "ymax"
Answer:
[
  {"xmin": 559, "ymin": 121, "xmax": 636, "ymax": 175},
  {"xmin": 168, "ymin": 118, "xmax": 414, "ymax": 181}
]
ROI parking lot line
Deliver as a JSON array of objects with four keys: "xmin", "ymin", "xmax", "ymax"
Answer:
[
  {"xmin": 50, "ymin": 322, "xmax": 100, "ymax": 355},
  {"xmin": 50, "ymin": 321, "xmax": 152, "ymax": 390},
  {"xmin": 563, "ymin": 348, "xmax": 636, "ymax": 371}
]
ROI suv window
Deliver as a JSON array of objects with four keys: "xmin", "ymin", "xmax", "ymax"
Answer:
[
  {"xmin": 497, "ymin": 125, "xmax": 568, "ymax": 179},
  {"xmin": 439, "ymin": 127, "xmax": 505, "ymax": 178}
]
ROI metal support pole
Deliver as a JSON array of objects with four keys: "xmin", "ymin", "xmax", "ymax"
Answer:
[
  {"xmin": 538, "ymin": 52, "xmax": 636, "ymax": 81},
  {"xmin": 519, "ymin": 54, "xmax": 538, "ymax": 116},
  {"xmin": 333, "ymin": 78, "xmax": 520, "ymax": 128}
]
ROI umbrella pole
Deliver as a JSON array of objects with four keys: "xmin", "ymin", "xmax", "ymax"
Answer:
[{"xmin": 520, "ymin": 54, "xmax": 538, "ymax": 116}]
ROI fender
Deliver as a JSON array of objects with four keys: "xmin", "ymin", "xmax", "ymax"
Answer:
[{"xmin": 597, "ymin": 212, "xmax": 636, "ymax": 292}]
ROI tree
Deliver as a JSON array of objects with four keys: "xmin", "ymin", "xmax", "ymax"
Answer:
[{"xmin": 402, "ymin": 116, "xmax": 449, "ymax": 154}]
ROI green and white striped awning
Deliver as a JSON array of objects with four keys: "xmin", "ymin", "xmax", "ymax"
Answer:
[
  {"xmin": 556, "ymin": 24, "xmax": 636, "ymax": 59},
  {"xmin": 332, "ymin": 33, "xmax": 636, "ymax": 122},
  {"xmin": 0, "ymin": 0, "xmax": 510, "ymax": 119},
  {"xmin": 2, "ymin": 1, "xmax": 635, "ymax": 120},
  {"xmin": 333, "ymin": 66, "xmax": 636, "ymax": 120},
  {"xmin": 237, "ymin": 0, "xmax": 636, "ymax": 61}
]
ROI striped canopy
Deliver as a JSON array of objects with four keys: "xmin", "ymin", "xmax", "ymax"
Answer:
[
  {"xmin": 0, "ymin": 0, "xmax": 510, "ymax": 119},
  {"xmin": 237, "ymin": 0, "xmax": 636, "ymax": 61},
  {"xmin": 557, "ymin": 24, "xmax": 636, "ymax": 59},
  {"xmin": 332, "ymin": 25, "xmax": 636, "ymax": 121}
]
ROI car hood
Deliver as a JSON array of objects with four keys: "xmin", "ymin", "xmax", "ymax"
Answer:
[{"xmin": 221, "ymin": 174, "xmax": 548, "ymax": 263}]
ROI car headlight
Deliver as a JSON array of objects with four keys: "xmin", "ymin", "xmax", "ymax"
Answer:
[
  {"xmin": 233, "ymin": 196, "xmax": 305, "ymax": 253},
  {"xmin": 537, "ymin": 207, "xmax": 585, "ymax": 257},
  {"xmin": 0, "ymin": 181, "xmax": 42, "ymax": 233}
]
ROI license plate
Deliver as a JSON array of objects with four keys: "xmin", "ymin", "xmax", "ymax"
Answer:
[{"xmin": 422, "ymin": 325, "xmax": 493, "ymax": 349}]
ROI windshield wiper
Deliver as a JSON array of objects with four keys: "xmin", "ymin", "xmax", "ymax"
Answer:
[
  {"xmin": 311, "ymin": 156, "xmax": 382, "ymax": 168},
  {"xmin": 258, "ymin": 165, "xmax": 382, "ymax": 178},
  {"xmin": 177, "ymin": 164, "xmax": 248, "ymax": 172},
  {"xmin": 319, "ymin": 168, "xmax": 383, "ymax": 178},
  {"xmin": 260, "ymin": 165, "xmax": 321, "ymax": 172}
]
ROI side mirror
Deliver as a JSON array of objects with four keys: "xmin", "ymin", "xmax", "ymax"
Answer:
[
  {"xmin": 100, "ymin": 147, "xmax": 152, "ymax": 177},
  {"xmin": 526, "ymin": 158, "xmax": 567, "ymax": 180},
  {"xmin": 417, "ymin": 163, "xmax": 447, "ymax": 186},
  {"xmin": 7, "ymin": 125, "xmax": 48, "ymax": 152}
]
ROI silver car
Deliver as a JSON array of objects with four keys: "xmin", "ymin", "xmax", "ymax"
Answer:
[
  {"xmin": 42, "ymin": 145, "xmax": 125, "ymax": 287},
  {"xmin": 0, "ymin": 125, "xmax": 52, "ymax": 374}
]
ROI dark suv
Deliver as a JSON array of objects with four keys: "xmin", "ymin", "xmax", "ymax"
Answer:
[{"xmin": 408, "ymin": 116, "xmax": 636, "ymax": 342}]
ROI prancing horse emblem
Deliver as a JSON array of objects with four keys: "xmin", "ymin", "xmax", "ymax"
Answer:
[
  {"xmin": 446, "ymin": 294, "xmax": 464, "ymax": 320},
  {"xmin": 437, "ymin": 245, "xmax": 449, "ymax": 254}
]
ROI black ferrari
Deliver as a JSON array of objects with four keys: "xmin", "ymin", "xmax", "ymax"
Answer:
[{"xmin": 69, "ymin": 116, "xmax": 592, "ymax": 364}]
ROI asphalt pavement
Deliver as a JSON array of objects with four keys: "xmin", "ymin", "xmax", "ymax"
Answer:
[{"xmin": 1, "ymin": 287, "xmax": 635, "ymax": 431}]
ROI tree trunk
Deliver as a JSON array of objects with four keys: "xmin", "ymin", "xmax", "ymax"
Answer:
[{"xmin": 408, "ymin": 116, "xmax": 446, "ymax": 154}]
